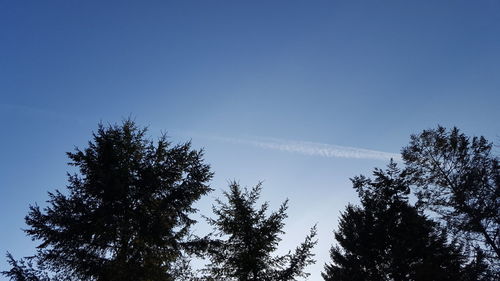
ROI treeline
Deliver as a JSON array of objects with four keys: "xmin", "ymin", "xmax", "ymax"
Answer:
[{"xmin": 3, "ymin": 120, "xmax": 499, "ymax": 281}]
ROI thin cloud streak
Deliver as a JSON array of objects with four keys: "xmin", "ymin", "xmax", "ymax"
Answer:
[
  {"xmin": 0, "ymin": 103, "xmax": 83, "ymax": 125},
  {"xmin": 210, "ymin": 136, "xmax": 401, "ymax": 161}
]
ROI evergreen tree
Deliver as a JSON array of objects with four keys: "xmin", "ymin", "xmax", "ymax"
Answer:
[
  {"xmin": 203, "ymin": 182, "xmax": 317, "ymax": 281},
  {"xmin": 401, "ymin": 126, "xmax": 499, "ymax": 267},
  {"xmin": 322, "ymin": 161, "xmax": 485, "ymax": 281},
  {"xmin": 3, "ymin": 120, "xmax": 213, "ymax": 281}
]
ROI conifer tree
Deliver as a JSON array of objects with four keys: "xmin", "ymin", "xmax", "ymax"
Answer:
[
  {"xmin": 322, "ymin": 161, "xmax": 488, "ymax": 281},
  {"xmin": 203, "ymin": 182, "xmax": 317, "ymax": 281},
  {"xmin": 3, "ymin": 120, "xmax": 213, "ymax": 281},
  {"xmin": 402, "ymin": 126, "xmax": 499, "ymax": 268}
]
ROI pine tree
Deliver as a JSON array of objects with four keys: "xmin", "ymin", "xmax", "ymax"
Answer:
[
  {"xmin": 203, "ymin": 182, "xmax": 317, "ymax": 281},
  {"xmin": 3, "ymin": 120, "xmax": 213, "ymax": 281}
]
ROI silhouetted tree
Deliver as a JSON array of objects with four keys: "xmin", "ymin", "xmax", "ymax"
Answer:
[
  {"xmin": 3, "ymin": 120, "xmax": 213, "ymax": 281},
  {"xmin": 402, "ymin": 126, "xmax": 499, "ymax": 267},
  {"xmin": 202, "ymin": 182, "xmax": 317, "ymax": 281},
  {"xmin": 322, "ymin": 161, "xmax": 488, "ymax": 281}
]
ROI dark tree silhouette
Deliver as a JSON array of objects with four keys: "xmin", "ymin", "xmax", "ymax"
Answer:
[
  {"xmin": 3, "ymin": 120, "xmax": 213, "ymax": 281},
  {"xmin": 202, "ymin": 182, "xmax": 317, "ymax": 281},
  {"xmin": 322, "ymin": 161, "xmax": 490, "ymax": 281},
  {"xmin": 402, "ymin": 126, "xmax": 499, "ymax": 267}
]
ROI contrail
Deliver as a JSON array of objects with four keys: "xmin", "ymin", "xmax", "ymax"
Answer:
[
  {"xmin": 210, "ymin": 136, "xmax": 401, "ymax": 161},
  {"xmin": 0, "ymin": 103, "xmax": 83, "ymax": 124}
]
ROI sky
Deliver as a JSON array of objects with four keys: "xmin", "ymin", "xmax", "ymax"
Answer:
[{"xmin": 1, "ymin": 1, "xmax": 499, "ymax": 280}]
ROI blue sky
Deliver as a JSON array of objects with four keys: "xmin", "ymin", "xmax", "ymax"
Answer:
[{"xmin": 1, "ymin": 1, "xmax": 499, "ymax": 280}]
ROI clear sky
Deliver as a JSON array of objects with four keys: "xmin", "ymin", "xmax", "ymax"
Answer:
[{"xmin": 1, "ymin": 1, "xmax": 499, "ymax": 280}]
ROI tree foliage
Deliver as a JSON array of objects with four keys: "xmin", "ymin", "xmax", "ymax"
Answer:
[
  {"xmin": 401, "ymin": 126, "xmax": 499, "ymax": 267},
  {"xmin": 322, "ymin": 161, "xmax": 487, "ymax": 281},
  {"xmin": 203, "ymin": 182, "xmax": 317, "ymax": 281},
  {"xmin": 4, "ymin": 122, "xmax": 498, "ymax": 281},
  {"xmin": 3, "ymin": 120, "xmax": 213, "ymax": 281}
]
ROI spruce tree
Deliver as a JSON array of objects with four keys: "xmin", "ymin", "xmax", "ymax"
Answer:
[
  {"xmin": 3, "ymin": 120, "xmax": 213, "ymax": 281},
  {"xmin": 322, "ymin": 161, "xmax": 486, "ymax": 281},
  {"xmin": 203, "ymin": 182, "xmax": 317, "ymax": 281}
]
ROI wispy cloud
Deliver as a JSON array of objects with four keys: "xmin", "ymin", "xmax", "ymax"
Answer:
[
  {"xmin": 0, "ymin": 103, "xmax": 82, "ymax": 124},
  {"xmin": 209, "ymin": 136, "xmax": 401, "ymax": 161}
]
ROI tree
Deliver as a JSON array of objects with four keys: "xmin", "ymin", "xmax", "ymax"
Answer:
[
  {"xmin": 202, "ymin": 182, "xmax": 317, "ymax": 281},
  {"xmin": 3, "ymin": 120, "xmax": 213, "ymax": 281},
  {"xmin": 401, "ymin": 126, "xmax": 499, "ymax": 266},
  {"xmin": 322, "ymin": 161, "xmax": 486, "ymax": 281}
]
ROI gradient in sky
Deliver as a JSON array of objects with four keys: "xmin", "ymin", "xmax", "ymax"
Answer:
[{"xmin": 1, "ymin": 1, "xmax": 499, "ymax": 280}]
